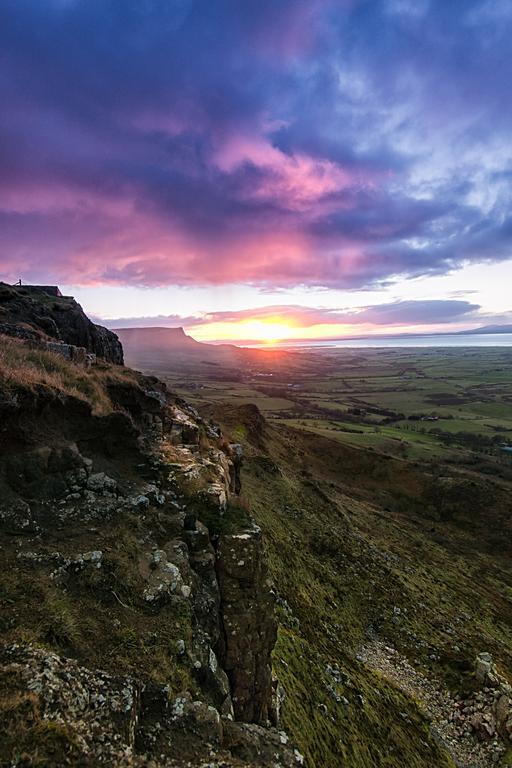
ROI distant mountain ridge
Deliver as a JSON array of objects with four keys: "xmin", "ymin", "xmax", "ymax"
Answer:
[
  {"xmin": 115, "ymin": 325, "xmax": 241, "ymax": 350},
  {"xmin": 115, "ymin": 325, "xmax": 244, "ymax": 371},
  {"xmin": 458, "ymin": 324, "xmax": 512, "ymax": 335},
  {"xmin": 115, "ymin": 323, "xmax": 512, "ymax": 356},
  {"xmin": 114, "ymin": 325, "xmax": 305, "ymax": 377},
  {"xmin": 116, "ymin": 326, "xmax": 205, "ymax": 349}
]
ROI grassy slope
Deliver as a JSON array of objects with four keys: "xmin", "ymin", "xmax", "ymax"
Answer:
[
  {"xmin": 0, "ymin": 516, "xmax": 194, "ymax": 688},
  {"xmin": 207, "ymin": 401, "xmax": 512, "ymax": 768},
  {"xmin": 0, "ymin": 337, "xmax": 196, "ymax": 684},
  {"xmin": 5, "ymin": 337, "xmax": 510, "ymax": 767},
  {"xmin": 245, "ymin": 440, "xmax": 454, "ymax": 767}
]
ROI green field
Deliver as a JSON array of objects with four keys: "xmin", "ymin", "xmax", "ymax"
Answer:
[
  {"xmin": 123, "ymin": 343, "xmax": 512, "ymax": 766},
  {"xmin": 155, "ymin": 347, "xmax": 512, "ymax": 471}
]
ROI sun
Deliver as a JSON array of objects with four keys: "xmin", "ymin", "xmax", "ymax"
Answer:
[
  {"xmin": 240, "ymin": 320, "xmax": 292, "ymax": 344},
  {"xmin": 191, "ymin": 317, "xmax": 298, "ymax": 344}
]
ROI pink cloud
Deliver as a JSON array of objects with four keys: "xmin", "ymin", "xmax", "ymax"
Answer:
[
  {"xmin": 104, "ymin": 299, "xmax": 484, "ymax": 331},
  {"xmin": 214, "ymin": 134, "xmax": 366, "ymax": 211},
  {"xmin": 1, "ymin": 0, "xmax": 512, "ymax": 297}
]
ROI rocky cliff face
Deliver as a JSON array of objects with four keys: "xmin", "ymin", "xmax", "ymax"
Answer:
[
  {"xmin": 0, "ymin": 282, "xmax": 123, "ymax": 363},
  {"xmin": 0, "ymin": 333, "xmax": 298, "ymax": 767},
  {"xmin": 217, "ymin": 526, "xmax": 277, "ymax": 724}
]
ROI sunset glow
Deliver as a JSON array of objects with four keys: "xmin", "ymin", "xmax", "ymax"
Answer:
[
  {"xmin": 192, "ymin": 320, "xmax": 296, "ymax": 344},
  {"xmin": 182, "ymin": 317, "xmax": 476, "ymax": 345},
  {"xmin": 0, "ymin": 1, "xmax": 511, "ymax": 336},
  {"xmin": 3, "ymin": 6, "xmax": 512, "ymax": 767}
]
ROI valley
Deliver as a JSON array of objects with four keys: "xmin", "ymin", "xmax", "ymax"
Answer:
[
  {"xmin": 118, "ymin": 328, "xmax": 512, "ymax": 766},
  {"xmin": 121, "ymin": 334, "xmax": 512, "ymax": 475}
]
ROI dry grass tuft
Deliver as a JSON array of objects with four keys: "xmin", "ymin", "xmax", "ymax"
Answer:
[{"xmin": 0, "ymin": 335, "xmax": 135, "ymax": 415}]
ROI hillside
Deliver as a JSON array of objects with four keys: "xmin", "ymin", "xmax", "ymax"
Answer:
[
  {"xmin": 460, "ymin": 324, "xmax": 512, "ymax": 335},
  {"xmin": 116, "ymin": 326, "xmax": 210, "ymax": 351},
  {"xmin": 116, "ymin": 325, "xmax": 315, "ymax": 381},
  {"xmin": 1, "ymin": 291, "xmax": 512, "ymax": 768},
  {"xmin": 0, "ymin": 297, "xmax": 299, "ymax": 767},
  {"xmin": 116, "ymin": 326, "xmax": 238, "ymax": 369},
  {"xmin": 204, "ymin": 402, "xmax": 512, "ymax": 768}
]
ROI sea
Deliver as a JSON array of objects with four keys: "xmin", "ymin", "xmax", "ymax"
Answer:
[{"xmin": 268, "ymin": 333, "xmax": 512, "ymax": 350}]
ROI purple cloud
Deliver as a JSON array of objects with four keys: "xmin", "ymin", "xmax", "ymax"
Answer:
[
  {"xmin": 104, "ymin": 299, "xmax": 483, "ymax": 330},
  {"xmin": 0, "ymin": 1, "xmax": 511, "ymax": 289}
]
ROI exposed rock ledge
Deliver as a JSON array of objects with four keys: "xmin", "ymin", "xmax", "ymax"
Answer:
[
  {"xmin": 0, "ymin": 342, "xmax": 298, "ymax": 766},
  {"xmin": 1, "ymin": 643, "xmax": 302, "ymax": 767},
  {"xmin": 0, "ymin": 281, "xmax": 123, "ymax": 363}
]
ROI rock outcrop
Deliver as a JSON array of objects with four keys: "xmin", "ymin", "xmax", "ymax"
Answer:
[
  {"xmin": 1, "ymin": 644, "xmax": 141, "ymax": 764},
  {"xmin": 1, "ymin": 644, "xmax": 302, "ymax": 768},
  {"xmin": 0, "ymin": 281, "xmax": 123, "ymax": 363},
  {"xmin": 216, "ymin": 525, "xmax": 277, "ymax": 724},
  {"xmin": 0, "ymin": 330, "xmax": 294, "ymax": 767},
  {"xmin": 460, "ymin": 653, "xmax": 512, "ymax": 743}
]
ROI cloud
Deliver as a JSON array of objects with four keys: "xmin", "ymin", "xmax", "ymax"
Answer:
[
  {"xmin": 0, "ymin": 1, "xmax": 512, "ymax": 289},
  {"xmin": 103, "ymin": 298, "xmax": 482, "ymax": 331}
]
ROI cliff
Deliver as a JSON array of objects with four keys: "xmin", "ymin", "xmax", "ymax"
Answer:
[
  {"xmin": 0, "ymin": 282, "xmax": 123, "ymax": 364},
  {"xmin": 4, "ymin": 292, "xmax": 511, "ymax": 768},
  {"xmin": 0, "ymin": 328, "xmax": 298, "ymax": 765},
  {"xmin": 116, "ymin": 326, "xmax": 206, "ymax": 350},
  {"xmin": 116, "ymin": 325, "xmax": 240, "ymax": 371}
]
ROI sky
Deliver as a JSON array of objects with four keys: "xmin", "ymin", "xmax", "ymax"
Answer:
[{"xmin": 0, "ymin": 0, "xmax": 512, "ymax": 343}]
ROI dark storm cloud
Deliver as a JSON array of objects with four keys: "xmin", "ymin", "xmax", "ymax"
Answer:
[{"xmin": 0, "ymin": 0, "xmax": 511, "ymax": 288}]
